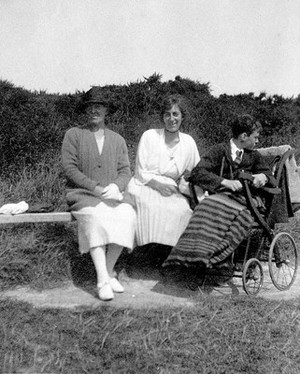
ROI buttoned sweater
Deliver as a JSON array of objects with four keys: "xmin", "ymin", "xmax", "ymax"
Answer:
[{"xmin": 61, "ymin": 127, "xmax": 131, "ymax": 211}]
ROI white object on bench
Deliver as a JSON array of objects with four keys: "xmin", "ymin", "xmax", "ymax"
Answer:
[
  {"xmin": 0, "ymin": 201, "xmax": 29, "ymax": 215},
  {"xmin": 0, "ymin": 212, "xmax": 74, "ymax": 225}
]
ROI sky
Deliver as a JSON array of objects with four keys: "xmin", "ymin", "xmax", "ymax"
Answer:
[{"xmin": 0, "ymin": 0, "xmax": 300, "ymax": 97}]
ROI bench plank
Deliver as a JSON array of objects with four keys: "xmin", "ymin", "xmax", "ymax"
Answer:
[{"xmin": 0, "ymin": 212, "xmax": 74, "ymax": 224}]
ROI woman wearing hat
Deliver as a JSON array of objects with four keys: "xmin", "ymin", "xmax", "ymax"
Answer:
[{"xmin": 61, "ymin": 87, "xmax": 136, "ymax": 301}]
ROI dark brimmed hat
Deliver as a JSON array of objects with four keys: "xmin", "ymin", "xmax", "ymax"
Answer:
[{"xmin": 79, "ymin": 87, "xmax": 117, "ymax": 113}]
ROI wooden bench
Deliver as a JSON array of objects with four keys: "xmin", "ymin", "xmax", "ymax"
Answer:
[
  {"xmin": 0, "ymin": 212, "xmax": 74, "ymax": 225},
  {"xmin": 1, "ymin": 147, "xmax": 298, "ymax": 226}
]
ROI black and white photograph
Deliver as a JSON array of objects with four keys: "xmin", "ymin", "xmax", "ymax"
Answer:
[{"xmin": 1, "ymin": 1, "xmax": 300, "ymax": 373}]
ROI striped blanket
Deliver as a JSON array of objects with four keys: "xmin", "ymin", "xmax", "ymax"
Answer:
[{"xmin": 163, "ymin": 193, "xmax": 254, "ymax": 268}]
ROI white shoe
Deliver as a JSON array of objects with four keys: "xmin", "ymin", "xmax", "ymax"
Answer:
[
  {"xmin": 109, "ymin": 277, "xmax": 124, "ymax": 293},
  {"xmin": 97, "ymin": 282, "xmax": 114, "ymax": 301}
]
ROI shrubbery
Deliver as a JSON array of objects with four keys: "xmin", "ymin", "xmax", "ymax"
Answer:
[{"xmin": 1, "ymin": 75, "xmax": 300, "ymax": 174}]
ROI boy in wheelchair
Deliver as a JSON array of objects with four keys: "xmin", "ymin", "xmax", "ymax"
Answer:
[{"xmin": 163, "ymin": 114, "xmax": 276, "ymax": 271}]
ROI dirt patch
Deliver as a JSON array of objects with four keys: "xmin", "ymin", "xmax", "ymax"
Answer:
[{"xmin": 1, "ymin": 262, "xmax": 300, "ymax": 310}]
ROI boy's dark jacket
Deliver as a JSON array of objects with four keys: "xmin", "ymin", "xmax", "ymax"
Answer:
[{"xmin": 190, "ymin": 142, "xmax": 275, "ymax": 193}]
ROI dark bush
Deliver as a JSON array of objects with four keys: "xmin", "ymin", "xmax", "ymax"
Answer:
[{"xmin": 0, "ymin": 75, "xmax": 299, "ymax": 173}]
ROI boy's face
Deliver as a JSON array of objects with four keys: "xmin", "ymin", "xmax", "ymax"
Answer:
[{"xmin": 241, "ymin": 130, "xmax": 260, "ymax": 150}]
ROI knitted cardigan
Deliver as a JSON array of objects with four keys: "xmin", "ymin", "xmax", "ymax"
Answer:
[{"xmin": 61, "ymin": 127, "xmax": 131, "ymax": 211}]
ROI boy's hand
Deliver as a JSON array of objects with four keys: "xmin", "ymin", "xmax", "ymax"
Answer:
[
  {"xmin": 221, "ymin": 179, "xmax": 243, "ymax": 192},
  {"xmin": 252, "ymin": 174, "xmax": 268, "ymax": 188}
]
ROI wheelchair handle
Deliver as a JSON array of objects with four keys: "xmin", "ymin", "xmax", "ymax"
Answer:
[
  {"xmin": 238, "ymin": 171, "xmax": 254, "ymax": 182},
  {"xmin": 238, "ymin": 171, "xmax": 281, "ymax": 194}
]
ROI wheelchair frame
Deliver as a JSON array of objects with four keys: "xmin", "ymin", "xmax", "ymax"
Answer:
[
  {"xmin": 238, "ymin": 148, "xmax": 300, "ymax": 295},
  {"xmin": 192, "ymin": 148, "xmax": 300, "ymax": 296}
]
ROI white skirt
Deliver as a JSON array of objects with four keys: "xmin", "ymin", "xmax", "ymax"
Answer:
[
  {"xmin": 72, "ymin": 201, "xmax": 136, "ymax": 254},
  {"xmin": 127, "ymin": 180, "xmax": 193, "ymax": 247}
]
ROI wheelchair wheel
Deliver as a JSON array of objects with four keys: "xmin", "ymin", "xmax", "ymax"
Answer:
[
  {"xmin": 242, "ymin": 259, "xmax": 264, "ymax": 296},
  {"xmin": 268, "ymin": 232, "xmax": 298, "ymax": 291}
]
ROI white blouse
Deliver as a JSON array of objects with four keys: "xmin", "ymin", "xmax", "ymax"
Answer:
[{"xmin": 133, "ymin": 128, "xmax": 200, "ymax": 186}]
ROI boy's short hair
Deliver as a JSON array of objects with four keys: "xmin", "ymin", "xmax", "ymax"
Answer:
[{"xmin": 231, "ymin": 114, "xmax": 262, "ymax": 138}]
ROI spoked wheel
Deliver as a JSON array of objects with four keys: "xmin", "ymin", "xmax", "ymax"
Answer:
[
  {"xmin": 269, "ymin": 232, "xmax": 298, "ymax": 290},
  {"xmin": 242, "ymin": 258, "xmax": 264, "ymax": 296}
]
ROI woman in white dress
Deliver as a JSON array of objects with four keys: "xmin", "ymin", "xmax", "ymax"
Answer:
[
  {"xmin": 127, "ymin": 94, "xmax": 200, "ymax": 248},
  {"xmin": 61, "ymin": 87, "xmax": 136, "ymax": 301}
]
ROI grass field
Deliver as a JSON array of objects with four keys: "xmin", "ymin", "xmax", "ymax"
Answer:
[{"xmin": 1, "ymin": 295, "xmax": 300, "ymax": 374}]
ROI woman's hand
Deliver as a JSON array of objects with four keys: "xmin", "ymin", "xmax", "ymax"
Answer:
[
  {"xmin": 221, "ymin": 179, "xmax": 243, "ymax": 192},
  {"xmin": 159, "ymin": 184, "xmax": 178, "ymax": 197},
  {"xmin": 94, "ymin": 184, "xmax": 122, "ymax": 201},
  {"xmin": 147, "ymin": 180, "xmax": 178, "ymax": 197},
  {"xmin": 101, "ymin": 183, "xmax": 122, "ymax": 201},
  {"xmin": 94, "ymin": 185, "xmax": 104, "ymax": 197}
]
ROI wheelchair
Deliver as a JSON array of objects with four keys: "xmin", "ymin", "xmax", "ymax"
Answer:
[{"xmin": 190, "ymin": 147, "xmax": 300, "ymax": 296}]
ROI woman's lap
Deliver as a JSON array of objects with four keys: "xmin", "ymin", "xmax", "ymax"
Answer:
[
  {"xmin": 73, "ymin": 202, "xmax": 136, "ymax": 253},
  {"xmin": 133, "ymin": 185, "xmax": 192, "ymax": 246}
]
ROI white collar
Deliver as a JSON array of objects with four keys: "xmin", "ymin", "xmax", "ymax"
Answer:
[{"xmin": 230, "ymin": 139, "xmax": 243, "ymax": 160}]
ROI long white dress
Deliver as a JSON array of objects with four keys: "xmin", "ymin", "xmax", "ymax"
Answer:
[{"xmin": 127, "ymin": 128, "xmax": 200, "ymax": 247}]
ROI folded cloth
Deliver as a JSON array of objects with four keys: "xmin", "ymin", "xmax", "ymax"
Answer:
[{"xmin": 0, "ymin": 201, "xmax": 29, "ymax": 215}]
